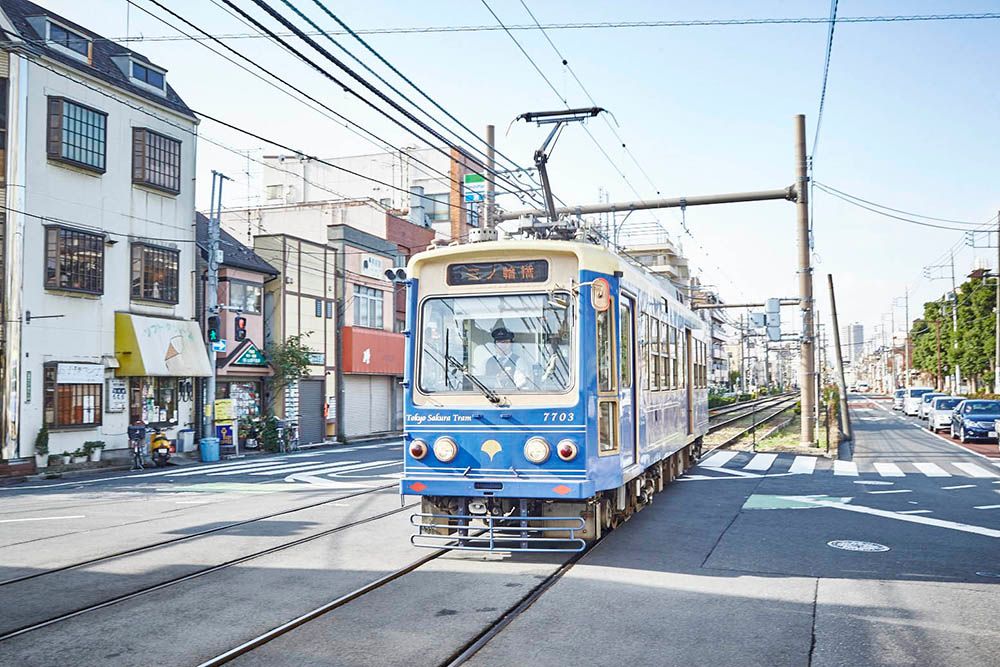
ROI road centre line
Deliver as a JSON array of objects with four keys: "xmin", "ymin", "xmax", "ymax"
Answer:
[
  {"xmin": 898, "ymin": 510, "xmax": 932, "ymax": 514},
  {"xmin": 974, "ymin": 505, "xmax": 1000, "ymax": 510},
  {"xmin": 942, "ymin": 484, "xmax": 977, "ymax": 490},
  {"xmin": 0, "ymin": 515, "xmax": 85, "ymax": 523},
  {"xmin": 867, "ymin": 489, "xmax": 912, "ymax": 494}
]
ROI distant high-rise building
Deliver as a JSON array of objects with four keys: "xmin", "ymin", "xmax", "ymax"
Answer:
[{"xmin": 840, "ymin": 323, "xmax": 865, "ymax": 364}]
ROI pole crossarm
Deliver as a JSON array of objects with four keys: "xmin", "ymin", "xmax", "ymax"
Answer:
[{"xmin": 497, "ymin": 186, "xmax": 797, "ymax": 221}]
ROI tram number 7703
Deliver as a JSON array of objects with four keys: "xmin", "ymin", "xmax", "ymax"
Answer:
[{"xmin": 542, "ymin": 411, "xmax": 575, "ymax": 422}]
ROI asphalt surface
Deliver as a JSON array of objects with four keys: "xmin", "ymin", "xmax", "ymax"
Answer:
[{"xmin": 2, "ymin": 398, "xmax": 999, "ymax": 666}]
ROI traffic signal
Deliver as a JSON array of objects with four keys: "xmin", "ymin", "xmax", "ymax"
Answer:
[
  {"xmin": 207, "ymin": 315, "xmax": 220, "ymax": 343},
  {"xmin": 234, "ymin": 316, "xmax": 247, "ymax": 342}
]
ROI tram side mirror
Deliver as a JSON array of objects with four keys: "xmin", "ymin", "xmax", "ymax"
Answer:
[{"xmin": 547, "ymin": 291, "xmax": 569, "ymax": 309}]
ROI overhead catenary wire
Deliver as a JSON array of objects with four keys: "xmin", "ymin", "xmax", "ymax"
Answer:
[
  {"xmin": 111, "ymin": 12, "xmax": 1000, "ymax": 42},
  {"xmin": 811, "ymin": 0, "xmax": 838, "ymax": 161},
  {"xmin": 815, "ymin": 181, "xmax": 991, "ymax": 226},
  {"xmin": 814, "ymin": 183, "xmax": 999, "ymax": 232}
]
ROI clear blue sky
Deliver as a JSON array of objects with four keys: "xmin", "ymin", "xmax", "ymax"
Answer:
[{"xmin": 38, "ymin": 1, "xmax": 1000, "ymax": 344}]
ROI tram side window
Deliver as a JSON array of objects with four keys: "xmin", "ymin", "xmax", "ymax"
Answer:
[
  {"xmin": 598, "ymin": 399, "xmax": 619, "ymax": 454},
  {"xmin": 668, "ymin": 326, "xmax": 678, "ymax": 389},
  {"xmin": 642, "ymin": 315, "xmax": 651, "ymax": 391},
  {"xmin": 620, "ymin": 303, "xmax": 632, "ymax": 389},
  {"xmin": 658, "ymin": 320, "xmax": 669, "ymax": 390},
  {"xmin": 596, "ymin": 307, "xmax": 616, "ymax": 393},
  {"xmin": 650, "ymin": 319, "xmax": 660, "ymax": 391}
]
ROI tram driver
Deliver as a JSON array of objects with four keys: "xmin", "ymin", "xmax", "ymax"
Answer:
[{"xmin": 485, "ymin": 327, "xmax": 532, "ymax": 390}]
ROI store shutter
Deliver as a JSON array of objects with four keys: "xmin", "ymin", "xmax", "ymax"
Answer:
[
  {"xmin": 344, "ymin": 375, "xmax": 371, "ymax": 438},
  {"xmin": 370, "ymin": 376, "xmax": 391, "ymax": 433},
  {"xmin": 297, "ymin": 379, "xmax": 324, "ymax": 445}
]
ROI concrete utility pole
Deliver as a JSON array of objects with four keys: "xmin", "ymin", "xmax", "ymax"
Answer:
[
  {"xmin": 794, "ymin": 114, "xmax": 816, "ymax": 446},
  {"xmin": 334, "ymin": 247, "xmax": 346, "ymax": 444},
  {"xmin": 827, "ymin": 275, "xmax": 852, "ymax": 441},
  {"xmin": 203, "ymin": 171, "xmax": 231, "ymax": 441},
  {"xmin": 485, "ymin": 124, "xmax": 496, "ymax": 230},
  {"xmin": 995, "ymin": 210, "xmax": 1000, "ymax": 393},
  {"xmin": 949, "ymin": 252, "xmax": 960, "ymax": 392}
]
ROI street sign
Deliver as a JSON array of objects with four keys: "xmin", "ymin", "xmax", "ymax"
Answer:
[
  {"xmin": 212, "ymin": 340, "xmax": 227, "ymax": 353},
  {"xmin": 463, "ymin": 172, "xmax": 486, "ymax": 202}
]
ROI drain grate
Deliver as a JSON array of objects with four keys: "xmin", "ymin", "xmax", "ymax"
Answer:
[{"xmin": 827, "ymin": 540, "xmax": 890, "ymax": 552}]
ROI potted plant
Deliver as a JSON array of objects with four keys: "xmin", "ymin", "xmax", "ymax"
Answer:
[
  {"xmin": 71, "ymin": 448, "xmax": 88, "ymax": 464},
  {"xmin": 34, "ymin": 426, "xmax": 49, "ymax": 469},
  {"xmin": 60, "ymin": 451, "xmax": 72, "ymax": 465},
  {"xmin": 83, "ymin": 441, "xmax": 105, "ymax": 462}
]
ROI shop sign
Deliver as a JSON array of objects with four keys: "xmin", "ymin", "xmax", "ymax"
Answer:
[
  {"xmin": 360, "ymin": 254, "xmax": 387, "ymax": 280},
  {"xmin": 107, "ymin": 378, "xmax": 128, "ymax": 412},
  {"xmin": 216, "ymin": 422, "xmax": 236, "ymax": 448},
  {"xmin": 57, "ymin": 363, "xmax": 104, "ymax": 384},
  {"xmin": 215, "ymin": 398, "xmax": 235, "ymax": 422},
  {"xmin": 307, "ymin": 352, "xmax": 325, "ymax": 365},
  {"xmin": 233, "ymin": 343, "xmax": 267, "ymax": 367}
]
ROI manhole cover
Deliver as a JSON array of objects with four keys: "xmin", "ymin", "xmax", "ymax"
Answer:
[
  {"xmin": 976, "ymin": 571, "xmax": 1000, "ymax": 578},
  {"xmin": 827, "ymin": 540, "xmax": 890, "ymax": 552}
]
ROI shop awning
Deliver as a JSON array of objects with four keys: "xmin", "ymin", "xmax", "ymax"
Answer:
[{"xmin": 115, "ymin": 313, "xmax": 213, "ymax": 377}]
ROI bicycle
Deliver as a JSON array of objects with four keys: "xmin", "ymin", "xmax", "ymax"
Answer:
[{"xmin": 127, "ymin": 423, "xmax": 147, "ymax": 471}]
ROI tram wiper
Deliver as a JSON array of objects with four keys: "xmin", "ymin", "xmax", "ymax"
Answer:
[{"xmin": 445, "ymin": 354, "xmax": 506, "ymax": 406}]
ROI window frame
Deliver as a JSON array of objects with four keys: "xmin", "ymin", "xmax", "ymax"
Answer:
[
  {"xmin": 132, "ymin": 128, "xmax": 181, "ymax": 194},
  {"xmin": 130, "ymin": 242, "xmax": 180, "ymax": 304},
  {"xmin": 595, "ymin": 304, "xmax": 617, "ymax": 394},
  {"xmin": 353, "ymin": 284, "xmax": 384, "ymax": 330},
  {"xmin": 43, "ymin": 363, "xmax": 103, "ymax": 429},
  {"xmin": 44, "ymin": 225, "xmax": 105, "ymax": 295},
  {"xmin": 131, "ymin": 61, "xmax": 165, "ymax": 90},
  {"xmin": 227, "ymin": 279, "xmax": 262, "ymax": 314},
  {"xmin": 46, "ymin": 97, "xmax": 107, "ymax": 173}
]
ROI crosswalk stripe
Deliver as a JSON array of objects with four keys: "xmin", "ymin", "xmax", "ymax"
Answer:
[
  {"xmin": 913, "ymin": 462, "xmax": 950, "ymax": 477},
  {"xmin": 164, "ymin": 461, "xmax": 291, "ymax": 477},
  {"xmin": 248, "ymin": 460, "xmax": 362, "ymax": 475},
  {"xmin": 700, "ymin": 451, "xmax": 738, "ymax": 468},
  {"xmin": 873, "ymin": 462, "xmax": 904, "ymax": 477},
  {"xmin": 788, "ymin": 456, "xmax": 817, "ymax": 474},
  {"xmin": 953, "ymin": 462, "xmax": 999, "ymax": 478},
  {"xmin": 744, "ymin": 453, "xmax": 777, "ymax": 471},
  {"xmin": 208, "ymin": 462, "xmax": 299, "ymax": 476},
  {"xmin": 285, "ymin": 460, "xmax": 400, "ymax": 480},
  {"xmin": 833, "ymin": 460, "xmax": 859, "ymax": 476}
]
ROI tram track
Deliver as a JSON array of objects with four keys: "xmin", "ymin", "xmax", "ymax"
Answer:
[
  {"xmin": 702, "ymin": 396, "xmax": 800, "ymax": 457},
  {"xmin": 0, "ymin": 490, "xmax": 413, "ymax": 642},
  {"xmin": 0, "ymin": 483, "xmax": 397, "ymax": 588},
  {"xmin": 707, "ymin": 392, "xmax": 797, "ymax": 433}
]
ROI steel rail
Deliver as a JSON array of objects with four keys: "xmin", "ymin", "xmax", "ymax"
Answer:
[
  {"xmin": 701, "ymin": 397, "xmax": 799, "ymax": 458},
  {"xmin": 708, "ymin": 391, "xmax": 796, "ymax": 418},
  {"xmin": 0, "ymin": 501, "xmax": 417, "ymax": 642},
  {"xmin": 0, "ymin": 483, "xmax": 398, "ymax": 588},
  {"xmin": 708, "ymin": 393, "xmax": 797, "ymax": 432}
]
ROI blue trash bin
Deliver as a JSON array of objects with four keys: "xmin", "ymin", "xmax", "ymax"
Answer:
[{"xmin": 199, "ymin": 437, "xmax": 220, "ymax": 463}]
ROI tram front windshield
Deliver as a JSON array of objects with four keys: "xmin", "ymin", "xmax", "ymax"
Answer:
[{"xmin": 419, "ymin": 293, "xmax": 574, "ymax": 395}]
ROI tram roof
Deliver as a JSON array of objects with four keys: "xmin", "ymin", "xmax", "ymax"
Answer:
[{"xmin": 408, "ymin": 239, "xmax": 621, "ymax": 279}]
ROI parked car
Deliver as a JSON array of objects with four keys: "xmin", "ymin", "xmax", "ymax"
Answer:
[
  {"xmin": 902, "ymin": 387, "xmax": 934, "ymax": 416},
  {"xmin": 927, "ymin": 396, "xmax": 963, "ymax": 432},
  {"xmin": 892, "ymin": 389, "xmax": 905, "ymax": 410},
  {"xmin": 856, "ymin": 382, "xmax": 870, "ymax": 393},
  {"xmin": 918, "ymin": 392, "xmax": 948, "ymax": 420},
  {"xmin": 950, "ymin": 399, "xmax": 1000, "ymax": 443}
]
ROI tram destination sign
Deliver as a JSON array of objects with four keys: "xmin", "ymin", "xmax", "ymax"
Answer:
[{"xmin": 447, "ymin": 259, "xmax": 548, "ymax": 286}]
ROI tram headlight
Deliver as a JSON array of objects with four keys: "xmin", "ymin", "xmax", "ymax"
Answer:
[
  {"xmin": 524, "ymin": 437, "xmax": 550, "ymax": 464},
  {"xmin": 409, "ymin": 439, "xmax": 428, "ymax": 460},
  {"xmin": 556, "ymin": 439, "xmax": 578, "ymax": 462},
  {"xmin": 433, "ymin": 436, "xmax": 458, "ymax": 463}
]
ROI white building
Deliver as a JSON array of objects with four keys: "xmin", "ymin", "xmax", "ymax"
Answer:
[{"xmin": 0, "ymin": 1, "xmax": 208, "ymax": 466}]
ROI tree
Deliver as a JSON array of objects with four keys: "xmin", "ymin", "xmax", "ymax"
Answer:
[{"xmin": 264, "ymin": 333, "xmax": 314, "ymax": 412}]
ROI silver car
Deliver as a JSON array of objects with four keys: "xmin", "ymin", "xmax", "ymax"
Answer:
[
  {"xmin": 919, "ymin": 392, "xmax": 948, "ymax": 420},
  {"xmin": 927, "ymin": 396, "xmax": 963, "ymax": 432},
  {"xmin": 892, "ymin": 389, "xmax": 905, "ymax": 410}
]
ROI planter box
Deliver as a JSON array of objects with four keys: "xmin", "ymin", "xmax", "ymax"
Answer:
[
  {"xmin": 71, "ymin": 456, "xmax": 87, "ymax": 464},
  {"xmin": 35, "ymin": 454, "xmax": 48, "ymax": 469},
  {"xmin": 88, "ymin": 450, "xmax": 102, "ymax": 462}
]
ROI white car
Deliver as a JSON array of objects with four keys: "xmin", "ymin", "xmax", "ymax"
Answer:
[
  {"xmin": 919, "ymin": 392, "xmax": 948, "ymax": 420},
  {"xmin": 903, "ymin": 387, "xmax": 935, "ymax": 416},
  {"xmin": 892, "ymin": 389, "xmax": 905, "ymax": 410},
  {"xmin": 927, "ymin": 396, "xmax": 963, "ymax": 432},
  {"xmin": 856, "ymin": 382, "xmax": 870, "ymax": 393}
]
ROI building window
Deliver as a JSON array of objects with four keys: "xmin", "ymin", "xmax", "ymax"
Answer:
[
  {"xmin": 428, "ymin": 193, "xmax": 450, "ymax": 222},
  {"xmin": 43, "ymin": 364, "xmax": 102, "ymax": 428},
  {"xmin": 47, "ymin": 97, "xmax": 106, "ymax": 172},
  {"xmin": 325, "ymin": 300, "xmax": 334, "ymax": 319},
  {"xmin": 394, "ymin": 318, "xmax": 406, "ymax": 333},
  {"xmin": 228, "ymin": 280, "xmax": 261, "ymax": 314},
  {"xmin": 49, "ymin": 23, "xmax": 89, "ymax": 56},
  {"xmin": 131, "ymin": 61, "xmax": 165, "ymax": 90},
  {"xmin": 265, "ymin": 184, "xmax": 283, "ymax": 200},
  {"xmin": 315, "ymin": 298, "xmax": 323, "ymax": 318},
  {"xmin": 45, "ymin": 226, "xmax": 104, "ymax": 294},
  {"xmin": 131, "ymin": 243, "xmax": 179, "ymax": 304},
  {"xmin": 129, "ymin": 377, "xmax": 177, "ymax": 425},
  {"xmin": 353, "ymin": 284, "xmax": 384, "ymax": 329},
  {"xmin": 465, "ymin": 200, "xmax": 480, "ymax": 227},
  {"xmin": 132, "ymin": 128, "xmax": 181, "ymax": 194}
]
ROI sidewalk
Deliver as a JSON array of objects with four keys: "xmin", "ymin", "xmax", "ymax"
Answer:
[{"xmin": 1, "ymin": 432, "xmax": 403, "ymax": 486}]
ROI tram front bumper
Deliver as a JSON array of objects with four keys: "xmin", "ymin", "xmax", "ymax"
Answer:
[{"xmin": 399, "ymin": 476, "xmax": 595, "ymax": 500}]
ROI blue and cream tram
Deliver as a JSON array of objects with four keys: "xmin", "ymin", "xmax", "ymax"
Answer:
[{"xmin": 401, "ymin": 239, "xmax": 709, "ymax": 551}]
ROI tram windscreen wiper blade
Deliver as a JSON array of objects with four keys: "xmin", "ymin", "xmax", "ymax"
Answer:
[{"xmin": 445, "ymin": 354, "xmax": 502, "ymax": 405}]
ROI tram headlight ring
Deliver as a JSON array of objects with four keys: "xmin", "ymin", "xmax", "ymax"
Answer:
[
  {"xmin": 433, "ymin": 436, "xmax": 458, "ymax": 463},
  {"xmin": 556, "ymin": 439, "xmax": 578, "ymax": 462},
  {"xmin": 409, "ymin": 439, "xmax": 428, "ymax": 460},
  {"xmin": 524, "ymin": 436, "xmax": 551, "ymax": 464}
]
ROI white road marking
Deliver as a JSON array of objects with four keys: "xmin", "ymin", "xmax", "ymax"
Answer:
[
  {"xmin": 953, "ymin": 462, "xmax": 999, "ymax": 478},
  {"xmin": 833, "ymin": 460, "xmax": 858, "ymax": 476},
  {"xmin": 780, "ymin": 495, "xmax": 1000, "ymax": 538},
  {"xmin": 942, "ymin": 484, "xmax": 976, "ymax": 490},
  {"xmin": 175, "ymin": 500, "xmax": 210, "ymax": 505},
  {"xmin": 913, "ymin": 462, "xmax": 950, "ymax": 478},
  {"xmin": 206, "ymin": 462, "xmax": 300, "ymax": 477},
  {"xmin": 248, "ymin": 461, "xmax": 361, "ymax": 476},
  {"xmin": 284, "ymin": 460, "xmax": 401, "ymax": 482},
  {"xmin": 744, "ymin": 453, "xmax": 778, "ymax": 471},
  {"xmin": 788, "ymin": 456, "xmax": 817, "ymax": 474},
  {"xmin": 868, "ymin": 489, "xmax": 912, "ymax": 495},
  {"xmin": 700, "ymin": 451, "xmax": 738, "ymax": 468},
  {"xmin": 873, "ymin": 462, "xmax": 904, "ymax": 477},
  {"xmin": 165, "ymin": 461, "xmax": 291, "ymax": 478},
  {"xmin": 898, "ymin": 510, "xmax": 932, "ymax": 514},
  {"xmin": 0, "ymin": 515, "xmax": 85, "ymax": 523},
  {"xmin": 974, "ymin": 505, "xmax": 1000, "ymax": 510}
]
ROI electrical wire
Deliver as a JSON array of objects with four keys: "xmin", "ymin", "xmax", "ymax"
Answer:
[
  {"xmin": 811, "ymin": 0, "xmax": 838, "ymax": 160},
  {"xmin": 814, "ymin": 183, "xmax": 999, "ymax": 231},
  {"xmin": 815, "ymin": 181, "xmax": 991, "ymax": 226},
  {"xmin": 111, "ymin": 12, "xmax": 1000, "ymax": 42}
]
